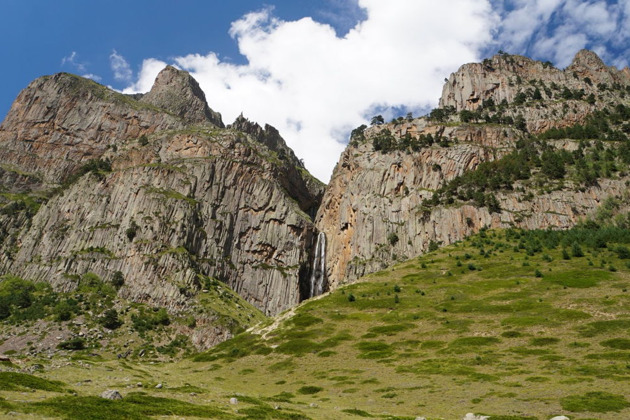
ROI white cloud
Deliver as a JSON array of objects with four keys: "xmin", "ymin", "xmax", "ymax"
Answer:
[
  {"xmin": 82, "ymin": 73, "xmax": 102, "ymax": 82},
  {"xmin": 122, "ymin": 58, "xmax": 168, "ymax": 93},
  {"xmin": 110, "ymin": 50, "xmax": 133, "ymax": 83},
  {"xmin": 118, "ymin": 0, "xmax": 628, "ymax": 182},
  {"xmin": 495, "ymin": 0, "xmax": 630, "ymax": 68},
  {"xmin": 61, "ymin": 51, "xmax": 87, "ymax": 72},
  {"xmin": 123, "ymin": 1, "xmax": 495, "ymax": 182}
]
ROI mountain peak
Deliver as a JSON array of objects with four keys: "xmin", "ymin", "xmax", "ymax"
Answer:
[
  {"xmin": 141, "ymin": 66, "xmax": 224, "ymax": 127},
  {"xmin": 568, "ymin": 49, "xmax": 606, "ymax": 72}
]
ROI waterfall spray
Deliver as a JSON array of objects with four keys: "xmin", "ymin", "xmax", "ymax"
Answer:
[{"xmin": 309, "ymin": 232, "xmax": 326, "ymax": 298}]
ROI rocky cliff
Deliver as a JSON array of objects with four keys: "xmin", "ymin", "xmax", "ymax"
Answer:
[
  {"xmin": 317, "ymin": 50, "xmax": 630, "ymax": 288},
  {"xmin": 2, "ymin": 50, "xmax": 630, "ymax": 351},
  {"xmin": 0, "ymin": 67, "xmax": 324, "ymax": 329},
  {"xmin": 439, "ymin": 49, "xmax": 630, "ymax": 133}
]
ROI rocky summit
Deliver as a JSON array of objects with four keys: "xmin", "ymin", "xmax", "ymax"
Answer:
[{"xmin": 1, "ymin": 49, "xmax": 630, "ymax": 419}]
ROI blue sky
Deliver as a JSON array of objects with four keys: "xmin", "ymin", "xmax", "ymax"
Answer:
[{"xmin": 1, "ymin": 1, "xmax": 629, "ymax": 181}]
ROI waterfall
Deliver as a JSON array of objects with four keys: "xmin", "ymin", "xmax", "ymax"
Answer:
[{"xmin": 309, "ymin": 232, "xmax": 326, "ymax": 298}]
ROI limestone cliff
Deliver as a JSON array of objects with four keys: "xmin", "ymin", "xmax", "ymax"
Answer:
[
  {"xmin": 0, "ymin": 67, "xmax": 323, "ymax": 325},
  {"xmin": 317, "ymin": 50, "xmax": 630, "ymax": 288}
]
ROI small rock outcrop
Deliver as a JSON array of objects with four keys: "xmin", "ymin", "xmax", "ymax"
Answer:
[{"xmin": 101, "ymin": 390, "xmax": 123, "ymax": 400}]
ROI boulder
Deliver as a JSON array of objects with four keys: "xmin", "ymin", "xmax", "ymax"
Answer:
[{"xmin": 101, "ymin": 390, "xmax": 122, "ymax": 400}]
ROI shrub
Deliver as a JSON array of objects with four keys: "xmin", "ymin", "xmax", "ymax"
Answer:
[
  {"xmin": 111, "ymin": 271, "xmax": 124, "ymax": 289},
  {"xmin": 347, "ymin": 293, "xmax": 356, "ymax": 302},
  {"xmin": 571, "ymin": 242, "xmax": 584, "ymax": 257},
  {"xmin": 428, "ymin": 240, "xmax": 440, "ymax": 252},
  {"xmin": 99, "ymin": 309, "xmax": 122, "ymax": 330},
  {"xmin": 131, "ymin": 307, "xmax": 170, "ymax": 335},
  {"xmin": 53, "ymin": 300, "xmax": 77, "ymax": 322},
  {"xmin": 387, "ymin": 232, "xmax": 399, "ymax": 246},
  {"xmin": 297, "ymin": 386, "xmax": 323, "ymax": 395},
  {"xmin": 125, "ymin": 221, "xmax": 139, "ymax": 241},
  {"xmin": 57, "ymin": 338, "xmax": 86, "ymax": 351},
  {"xmin": 615, "ymin": 245, "xmax": 630, "ymax": 259}
]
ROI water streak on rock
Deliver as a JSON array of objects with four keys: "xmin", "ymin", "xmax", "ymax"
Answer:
[{"xmin": 309, "ymin": 232, "xmax": 326, "ymax": 298}]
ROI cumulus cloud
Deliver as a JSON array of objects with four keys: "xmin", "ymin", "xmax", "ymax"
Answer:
[
  {"xmin": 110, "ymin": 50, "xmax": 133, "ymax": 82},
  {"xmin": 494, "ymin": 0, "xmax": 630, "ymax": 68},
  {"xmin": 118, "ymin": 0, "xmax": 628, "ymax": 181},
  {"xmin": 122, "ymin": 58, "xmax": 168, "ymax": 93},
  {"xmin": 122, "ymin": 0, "xmax": 495, "ymax": 182}
]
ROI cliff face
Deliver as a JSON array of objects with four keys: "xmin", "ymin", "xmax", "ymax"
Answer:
[
  {"xmin": 2, "ymin": 49, "xmax": 629, "ymax": 349},
  {"xmin": 0, "ymin": 67, "xmax": 323, "ymax": 320},
  {"xmin": 0, "ymin": 73, "xmax": 185, "ymax": 186},
  {"xmin": 317, "ymin": 50, "xmax": 630, "ymax": 288},
  {"xmin": 439, "ymin": 49, "xmax": 630, "ymax": 133}
]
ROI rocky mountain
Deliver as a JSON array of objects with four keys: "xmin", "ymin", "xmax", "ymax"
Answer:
[
  {"xmin": 317, "ymin": 49, "xmax": 630, "ymax": 288},
  {"xmin": 0, "ymin": 66, "xmax": 324, "ymax": 341},
  {"xmin": 1, "ymin": 49, "xmax": 629, "ymax": 352}
]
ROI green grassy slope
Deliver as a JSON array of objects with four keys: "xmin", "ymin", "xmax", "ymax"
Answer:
[{"xmin": 2, "ymin": 225, "xmax": 630, "ymax": 419}]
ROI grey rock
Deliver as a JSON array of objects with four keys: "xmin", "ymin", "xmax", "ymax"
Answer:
[
  {"xmin": 230, "ymin": 397, "xmax": 239, "ymax": 405},
  {"xmin": 140, "ymin": 65, "xmax": 224, "ymax": 127},
  {"xmin": 549, "ymin": 416, "xmax": 570, "ymax": 420},
  {"xmin": 101, "ymin": 390, "xmax": 123, "ymax": 400},
  {"xmin": 155, "ymin": 383, "xmax": 163, "ymax": 389},
  {"xmin": 462, "ymin": 414, "xmax": 489, "ymax": 420}
]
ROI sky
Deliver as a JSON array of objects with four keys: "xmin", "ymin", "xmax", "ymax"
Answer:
[{"xmin": 1, "ymin": 0, "xmax": 629, "ymax": 182}]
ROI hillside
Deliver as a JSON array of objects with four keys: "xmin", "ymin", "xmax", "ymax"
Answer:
[
  {"xmin": 1, "ymin": 222, "xmax": 630, "ymax": 419},
  {"xmin": 1, "ymin": 49, "xmax": 630, "ymax": 419}
]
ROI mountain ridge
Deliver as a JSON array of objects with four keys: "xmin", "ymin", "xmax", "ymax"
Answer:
[{"xmin": 0, "ymin": 49, "xmax": 629, "ymax": 351}]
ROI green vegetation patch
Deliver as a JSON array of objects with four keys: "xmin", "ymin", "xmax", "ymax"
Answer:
[
  {"xmin": 560, "ymin": 391, "xmax": 630, "ymax": 412},
  {"xmin": 544, "ymin": 269, "xmax": 612, "ymax": 288},
  {"xmin": 193, "ymin": 332, "xmax": 269, "ymax": 362},
  {"xmin": 600, "ymin": 338, "xmax": 630, "ymax": 349},
  {"xmin": 296, "ymin": 386, "xmax": 323, "ymax": 395},
  {"xmin": 341, "ymin": 408, "xmax": 375, "ymax": 417},
  {"xmin": 275, "ymin": 339, "xmax": 322, "ymax": 356},
  {"xmin": 529, "ymin": 337, "xmax": 560, "ymax": 346},
  {"xmin": 449, "ymin": 336, "xmax": 500, "ymax": 348},
  {"xmin": 578, "ymin": 319, "xmax": 630, "ymax": 337},
  {"xmin": 28, "ymin": 393, "xmax": 231, "ymax": 420},
  {"xmin": 289, "ymin": 312, "xmax": 323, "ymax": 328},
  {"xmin": 0, "ymin": 372, "xmax": 66, "ymax": 392},
  {"xmin": 355, "ymin": 341, "xmax": 395, "ymax": 359}
]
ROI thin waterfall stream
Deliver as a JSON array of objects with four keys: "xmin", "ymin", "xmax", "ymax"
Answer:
[{"xmin": 309, "ymin": 232, "xmax": 326, "ymax": 298}]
